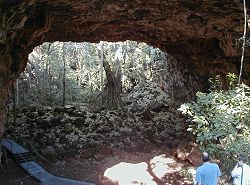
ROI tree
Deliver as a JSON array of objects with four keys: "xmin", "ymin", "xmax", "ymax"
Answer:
[
  {"xmin": 238, "ymin": 0, "xmax": 247, "ymax": 84},
  {"xmin": 98, "ymin": 41, "xmax": 104, "ymax": 103},
  {"xmin": 17, "ymin": 41, "xmax": 164, "ymax": 106},
  {"xmin": 62, "ymin": 43, "xmax": 66, "ymax": 107},
  {"xmin": 12, "ymin": 81, "xmax": 17, "ymax": 126},
  {"xmin": 179, "ymin": 74, "xmax": 250, "ymax": 170},
  {"xmin": 101, "ymin": 42, "xmax": 123, "ymax": 108}
]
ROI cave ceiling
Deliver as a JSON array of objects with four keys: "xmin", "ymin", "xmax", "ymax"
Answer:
[{"xmin": 0, "ymin": 0, "xmax": 250, "ymax": 85}]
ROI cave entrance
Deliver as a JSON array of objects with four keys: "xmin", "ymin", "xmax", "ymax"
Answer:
[
  {"xmin": 3, "ymin": 40, "xmax": 199, "ymax": 184},
  {"xmin": 13, "ymin": 41, "xmax": 198, "ymax": 108}
]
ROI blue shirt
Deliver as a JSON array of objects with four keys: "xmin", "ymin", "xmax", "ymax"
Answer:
[{"xmin": 196, "ymin": 162, "xmax": 221, "ymax": 185}]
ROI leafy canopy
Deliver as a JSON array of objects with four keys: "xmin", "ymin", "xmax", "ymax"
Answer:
[{"xmin": 179, "ymin": 73, "xmax": 250, "ymax": 168}]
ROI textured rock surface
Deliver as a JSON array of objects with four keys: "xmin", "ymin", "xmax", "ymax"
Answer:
[
  {"xmin": 5, "ymin": 82, "xmax": 189, "ymax": 158},
  {"xmin": 1, "ymin": 0, "xmax": 250, "ymax": 137},
  {"xmin": 1, "ymin": 1, "xmax": 248, "ymax": 57}
]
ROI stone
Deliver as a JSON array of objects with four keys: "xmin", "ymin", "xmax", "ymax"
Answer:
[
  {"xmin": 29, "ymin": 106, "xmax": 37, "ymax": 112},
  {"xmin": 50, "ymin": 116, "xmax": 63, "ymax": 126},
  {"xmin": 21, "ymin": 107, "xmax": 29, "ymax": 113},
  {"xmin": 40, "ymin": 145, "xmax": 57, "ymax": 163},
  {"xmin": 72, "ymin": 117, "xmax": 85, "ymax": 126},
  {"xmin": 95, "ymin": 146, "xmax": 113, "ymax": 161},
  {"xmin": 54, "ymin": 107, "xmax": 64, "ymax": 113},
  {"xmin": 186, "ymin": 146, "xmax": 202, "ymax": 166},
  {"xmin": 36, "ymin": 117, "xmax": 51, "ymax": 129},
  {"xmin": 46, "ymin": 136, "xmax": 56, "ymax": 146},
  {"xmin": 129, "ymin": 103, "xmax": 142, "ymax": 112},
  {"xmin": 64, "ymin": 105, "xmax": 75, "ymax": 110},
  {"xmin": 26, "ymin": 112, "xmax": 38, "ymax": 119},
  {"xmin": 147, "ymin": 100, "xmax": 164, "ymax": 112},
  {"xmin": 140, "ymin": 110, "xmax": 154, "ymax": 121},
  {"xmin": 79, "ymin": 148, "xmax": 97, "ymax": 159},
  {"xmin": 37, "ymin": 109, "xmax": 46, "ymax": 116},
  {"xmin": 175, "ymin": 140, "xmax": 194, "ymax": 161}
]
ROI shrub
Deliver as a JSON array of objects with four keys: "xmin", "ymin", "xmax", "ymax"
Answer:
[{"xmin": 179, "ymin": 74, "xmax": 250, "ymax": 170}]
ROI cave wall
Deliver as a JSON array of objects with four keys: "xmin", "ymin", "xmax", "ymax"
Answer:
[{"xmin": 0, "ymin": 0, "xmax": 250, "ymax": 137}]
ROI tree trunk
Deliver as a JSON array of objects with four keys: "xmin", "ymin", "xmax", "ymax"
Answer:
[
  {"xmin": 0, "ymin": 85, "xmax": 10, "ymax": 139},
  {"xmin": 16, "ymin": 78, "xmax": 19, "ymax": 106},
  {"xmin": 121, "ymin": 45, "xmax": 127, "ymax": 88},
  {"xmin": 149, "ymin": 47, "xmax": 155, "ymax": 80},
  {"xmin": 0, "ymin": 86, "xmax": 7, "ymax": 160},
  {"xmin": 48, "ymin": 64, "xmax": 52, "ymax": 105},
  {"xmin": 103, "ymin": 58, "xmax": 123, "ymax": 109},
  {"xmin": 98, "ymin": 41, "xmax": 104, "ymax": 103},
  {"xmin": 12, "ymin": 82, "xmax": 17, "ymax": 126},
  {"xmin": 62, "ymin": 43, "xmax": 66, "ymax": 107}
]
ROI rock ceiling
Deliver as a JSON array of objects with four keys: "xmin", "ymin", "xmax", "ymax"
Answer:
[{"xmin": 0, "ymin": 1, "xmax": 249, "ymax": 70}]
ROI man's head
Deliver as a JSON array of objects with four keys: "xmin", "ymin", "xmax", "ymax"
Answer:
[
  {"xmin": 238, "ymin": 155, "xmax": 247, "ymax": 166},
  {"xmin": 201, "ymin": 152, "xmax": 210, "ymax": 162}
]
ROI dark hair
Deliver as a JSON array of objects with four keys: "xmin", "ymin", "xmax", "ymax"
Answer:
[
  {"xmin": 202, "ymin": 152, "xmax": 210, "ymax": 162},
  {"xmin": 238, "ymin": 154, "xmax": 247, "ymax": 163}
]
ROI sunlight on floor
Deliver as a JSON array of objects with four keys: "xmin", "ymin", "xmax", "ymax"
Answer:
[
  {"xmin": 104, "ymin": 162, "xmax": 156, "ymax": 185},
  {"xmin": 150, "ymin": 154, "xmax": 181, "ymax": 179},
  {"xmin": 102, "ymin": 154, "xmax": 196, "ymax": 185}
]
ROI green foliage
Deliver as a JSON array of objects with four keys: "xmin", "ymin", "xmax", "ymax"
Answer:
[
  {"xmin": 226, "ymin": 72, "xmax": 237, "ymax": 88},
  {"xmin": 18, "ymin": 41, "xmax": 161, "ymax": 106},
  {"xmin": 208, "ymin": 75, "xmax": 221, "ymax": 91},
  {"xmin": 179, "ymin": 74, "xmax": 250, "ymax": 170}
]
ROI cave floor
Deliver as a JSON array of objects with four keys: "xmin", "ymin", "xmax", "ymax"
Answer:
[
  {"xmin": 0, "ymin": 147, "xmax": 232, "ymax": 185},
  {"xmin": 42, "ymin": 147, "xmax": 196, "ymax": 185},
  {"xmin": 0, "ymin": 160, "xmax": 38, "ymax": 185}
]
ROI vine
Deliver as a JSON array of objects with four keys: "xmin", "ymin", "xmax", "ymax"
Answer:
[{"xmin": 238, "ymin": 0, "xmax": 247, "ymax": 84}]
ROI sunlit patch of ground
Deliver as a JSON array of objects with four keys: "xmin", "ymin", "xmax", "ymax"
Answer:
[
  {"xmin": 101, "ymin": 153, "xmax": 195, "ymax": 185},
  {"xmin": 150, "ymin": 154, "xmax": 195, "ymax": 184},
  {"xmin": 48, "ymin": 149, "xmax": 196, "ymax": 184},
  {"xmin": 103, "ymin": 162, "xmax": 156, "ymax": 185}
]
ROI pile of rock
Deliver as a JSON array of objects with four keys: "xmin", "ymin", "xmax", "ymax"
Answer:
[{"xmin": 5, "ymin": 81, "xmax": 192, "ymax": 161}]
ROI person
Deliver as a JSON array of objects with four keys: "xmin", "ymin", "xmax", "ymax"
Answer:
[
  {"xmin": 195, "ymin": 152, "xmax": 221, "ymax": 185},
  {"xmin": 231, "ymin": 155, "xmax": 250, "ymax": 185}
]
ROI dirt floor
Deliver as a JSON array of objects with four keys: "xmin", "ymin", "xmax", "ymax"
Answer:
[
  {"xmin": 43, "ymin": 147, "xmax": 195, "ymax": 185},
  {"xmin": 0, "ymin": 160, "xmax": 38, "ymax": 185},
  {"xmin": 0, "ymin": 148, "xmax": 232, "ymax": 185},
  {"xmin": 0, "ymin": 149, "xmax": 195, "ymax": 185}
]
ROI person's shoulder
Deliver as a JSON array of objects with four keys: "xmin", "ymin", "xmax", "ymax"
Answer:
[
  {"xmin": 211, "ymin": 162, "xmax": 220, "ymax": 168},
  {"xmin": 198, "ymin": 162, "xmax": 211, "ymax": 169},
  {"xmin": 245, "ymin": 164, "xmax": 250, "ymax": 169},
  {"xmin": 197, "ymin": 163, "xmax": 205, "ymax": 170},
  {"xmin": 212, "ymin": 162, "xmax": 219, "ymax": 166}
]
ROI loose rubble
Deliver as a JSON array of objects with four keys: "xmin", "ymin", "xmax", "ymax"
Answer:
[{"xmin": 5, "ymin": 81, "xmax": 198, "ymax": 184}]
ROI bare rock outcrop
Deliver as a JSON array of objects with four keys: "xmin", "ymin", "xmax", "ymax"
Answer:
[{"xmin": 5, "ymin": 82, "xmax": 191, "ymax": 159}]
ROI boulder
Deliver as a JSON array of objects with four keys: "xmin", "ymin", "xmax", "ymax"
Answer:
[
  {"xmin": 186, "ymin": 146, "xmax": 202, "ymax": 166},
  {"xmin": 36, "ymin": 117, "xmax": 51, "ymax": 129},
  {"xmin": 175, "ymin": 140, "xmax": 194, "ymax": 161}
]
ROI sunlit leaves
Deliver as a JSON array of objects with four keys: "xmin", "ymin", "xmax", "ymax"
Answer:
[
  {"xmin": 179, "ymin": 74, "xmax": 250, "ymax": 167},
  {"xmin": 21, "ymin": 41, "xmax": 161, "ymax": 106}
]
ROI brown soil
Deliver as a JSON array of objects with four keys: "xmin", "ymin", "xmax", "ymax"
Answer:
[
  {"xmin": 42, "ymin": 147, "xmax": 195, "ymax": 185},
  {"xmin": 0, "ymin": 160, "xmax": 38, "ymax": 185},
  {"xmin": 0, "ymin": 145, "xmax": 232, "ymax": 185}
]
